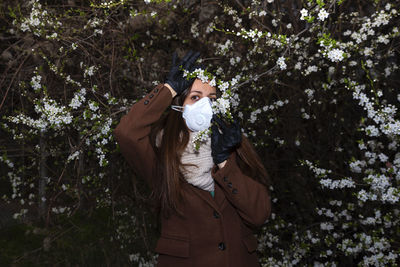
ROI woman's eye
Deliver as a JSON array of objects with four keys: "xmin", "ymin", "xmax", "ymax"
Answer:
[{"xmin": 191, "ymin": 95, "xmax": 200, "ymax": 101}]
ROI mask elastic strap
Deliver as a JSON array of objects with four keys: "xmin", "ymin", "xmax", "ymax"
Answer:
[{"xmin": 171, "ymin": 105, "xmax": 184, "ymax": 112}]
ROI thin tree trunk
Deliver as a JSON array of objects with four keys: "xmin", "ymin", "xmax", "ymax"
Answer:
[
  {"xmin": 38, "ymin": 130, "xmax": 47, "ymax": 219},
  {"xmin": 77, "ymin": 134, "xmax": 85, "ymax": 210}
]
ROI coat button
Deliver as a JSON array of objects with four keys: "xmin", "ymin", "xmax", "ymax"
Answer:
[
  {"xmin": 218, "ymin": 242, "xmax": 226, "ymax": 250},
  {"xmin": 223, "ymin": 177, "xmax": 228, "ymax": 182},
  {"xmin": 213, "ymin": 210, "xmax": 220, "ymax": 219},
  {"xmin": 149, "ymin": 94, "xmax": 154, "ymax": 99},
  {"xmin": 144, "ymin": 100, "xmax": 149, "ymax": 105},
  {"xmin": 227, "ymin": 182, "xmax": 233, "ymax": 188},
  {"xmin": 232, "ymin": 188, "xmax": 238, "ymax": 194}
]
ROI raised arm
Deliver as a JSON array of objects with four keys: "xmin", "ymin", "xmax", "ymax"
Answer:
[
  {"xmin": 113, "ymin": 50, "xmax": 201, "ymax": 185},
  {"xmin": 113, "ymin": 84, "xmax": 174, "ymax": 184}
]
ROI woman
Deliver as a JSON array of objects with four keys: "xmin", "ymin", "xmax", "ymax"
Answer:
[{"xmin": 114, "ymin": 51, "xmax": 271, "ymax": 267}]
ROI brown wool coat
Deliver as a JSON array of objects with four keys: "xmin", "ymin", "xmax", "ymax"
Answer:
[{"xmin": 113, "ymin": 84, "xmax": 271, "ymax": 267}]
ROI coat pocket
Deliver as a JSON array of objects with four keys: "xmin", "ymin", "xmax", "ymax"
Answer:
[
  {"xmin": 155, "ymin": 235, "xmax": 190, "ymax": 258},
  {"xmin": 242, "ymin": 234, "xmax": 258, "ymax": 253}
]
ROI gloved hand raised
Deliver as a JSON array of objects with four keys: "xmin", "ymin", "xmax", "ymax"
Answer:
[
  {"xmin": 165, "ymin": 50, "xmax": 200, "ymax": 96},
  {"xmin": 211, "ymin": 114, "xmax": 242, "ymax": 165}
]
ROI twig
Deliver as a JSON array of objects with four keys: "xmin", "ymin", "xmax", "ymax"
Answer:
[
  {"xmin": 109, "ymin": 36, "xmax": 115, "ymax": 93},
  {"xmin": 0, "ymin": 54, "xmax": 30, "ymax": 111},
  {"xmin": 233, "ymin": 0, "xmax": 273, "ymax": 32},
  {"xmin": 235, "ymin": 27, "xmax": 308, "ymax": 90}
]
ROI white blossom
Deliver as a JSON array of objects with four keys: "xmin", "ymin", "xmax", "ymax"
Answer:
[
  {"xmin": 300, "ymin": 9, "xmax": 308, "ymax": 20},
  {"xmin": 31, "ymin": 75, "xmax": 42, "ymax": 91},
  {"xmin": 327, "ymin": 48, "xmax": 344, "ymax": 62},
  {"xmin": 318, "ymin": 9, "xmax": 329, "ymax": 21},
  {"xmin": 276, "ymin": 57, "xmax": 287, "ymax": 70}
]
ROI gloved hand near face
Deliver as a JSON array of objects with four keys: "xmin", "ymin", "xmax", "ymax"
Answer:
[
  {"xmin": 165, "ymin": 50, "xmax": 200, "ymax": 96},
  {"xmin": 211, "ymin": 115, "xmax": 242, "ymax": 165}
]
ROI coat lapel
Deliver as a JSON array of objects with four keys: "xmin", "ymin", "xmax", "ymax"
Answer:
[
  {"xmin": 214, "ymin": 183, "xmax": 226, "ymax": 208},
  {"xmin": 189, "ymin": 182, "xmax": 226, "ymax": 212}
]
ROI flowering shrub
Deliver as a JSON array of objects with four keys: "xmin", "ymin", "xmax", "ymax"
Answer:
[{"xmin": 1, "ymin": 0, "xmax": 399, "ymax": 265}]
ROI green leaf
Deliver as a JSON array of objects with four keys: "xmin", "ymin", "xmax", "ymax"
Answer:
[
  {"xmin": 7, "ymin": 6, "xmax": 17, "ymax": 19},
  {"xmin": 316, "ymin": 0, "xmax": 325, "ymax": 7}
]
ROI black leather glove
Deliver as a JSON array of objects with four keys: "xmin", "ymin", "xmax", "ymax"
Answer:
[
  {"xmin": 211, "ymin": 114, "xmax": 242, "ymax": 165},
  {"xmin": 165, "ymin": 50, "xmax": 200, "ymax": 95}
]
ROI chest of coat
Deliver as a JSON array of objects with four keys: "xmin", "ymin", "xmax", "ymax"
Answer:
[{"xmin": 157, "ymin": 182, "xmax": 251, "ymax": 248}]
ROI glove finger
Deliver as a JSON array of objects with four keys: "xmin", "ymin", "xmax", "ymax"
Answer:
[
  {"xmin": 235, "ymin": 126, "xmax": 242, "ymax": 144},
  {"xmin": 180, "ymin": 50, "xmax": 194, "ymax": 65},
  {"xmin": 232, "ymin": 123, "xmax": 241, "ymax": 140},
  {"xmin": 211, "ymin": 114, "xmax": 220, "ymax": 129},
  {"xmin": 184, "ymin": 51, "xmax": 200, "ymax": 69},
  {"xmin": 231, "ymin": 119, "xmax": 242, "ymax": 142},
  {"xmin": 232, "ymin": 118, "xmax": 241, "ymax": 132},
  {"xmin": 211, "ymin": 119, "xmax": 220, "ymax": 135},
  {"xmin": 211, "ymin": 124, "xmax": 219, "ymax": 147},
  {"xmin": 212, "ymin": 114, "xmax": 228, "ymax": 131}
]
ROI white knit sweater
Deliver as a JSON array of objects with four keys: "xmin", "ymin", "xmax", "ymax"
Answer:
[{"xmin": 156, "ymin": 130, "xmax": 215, "ymax": 192}]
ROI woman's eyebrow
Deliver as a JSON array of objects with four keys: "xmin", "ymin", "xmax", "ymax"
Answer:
[{"xmin": 190, "ymin": 90, "xmax": 217, "ymax": 96}]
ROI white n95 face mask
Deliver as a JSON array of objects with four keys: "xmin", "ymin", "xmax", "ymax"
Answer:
[{"xmin": 171, "ymin": 97, "xmax": 213, "ymax": 132}]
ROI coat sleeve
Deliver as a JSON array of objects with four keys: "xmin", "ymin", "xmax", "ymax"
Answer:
[
  {"xmin": 211, "ymin": 151, "xmax": 271, "ymax": 228},
  {"xmin": 113, "ymin": 84, "xmax": 173, "ymax": 185}
]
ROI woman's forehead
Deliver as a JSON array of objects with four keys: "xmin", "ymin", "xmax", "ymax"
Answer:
[{"xmin": 191, "ymin": 79, "xmax": 216, "ymax": 93}]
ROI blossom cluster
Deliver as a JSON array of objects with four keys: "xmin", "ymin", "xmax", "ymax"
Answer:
[{"xmin": 7, "ymin": 96, "xmax": 73, "ymax": 132}]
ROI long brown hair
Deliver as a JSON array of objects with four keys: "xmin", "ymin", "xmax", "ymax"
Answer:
[{"xmin": 149, "ymin": 85, "xmax": 270, "ymax": 218}]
